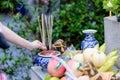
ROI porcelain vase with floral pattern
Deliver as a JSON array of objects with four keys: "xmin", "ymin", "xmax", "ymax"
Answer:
[{"xmin": 81, "ymin": 29, "xmax": 99, "ymax": 50}]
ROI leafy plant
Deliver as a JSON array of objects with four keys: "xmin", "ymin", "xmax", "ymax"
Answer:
[
  {"xmin": 0, "ymin": 0, "xmax": 15, "ymax": 14},
  {"xmin": 53, "ymin": 0, "xmax": 106, "ymax": 49},
  {"xmin": 103, "ymin": 0, "xmax": 120, "ymax": 16},
  {"xmin": 0, "ymin": 0, "xmax": 25, "ymax": 14}
]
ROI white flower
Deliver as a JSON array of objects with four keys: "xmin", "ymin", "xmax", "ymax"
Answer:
[{"xmin": 107, "ymin": 1, "xmax": 113, "ymax": 7}]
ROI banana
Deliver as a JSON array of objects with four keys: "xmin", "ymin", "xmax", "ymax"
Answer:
[
  {"xmin": 99, "ymin": 43, "xmax": 106, "ymax": 53},
  {"xmin": 107, "ymin": 66, "xmax": 113, "ymax": 72},
  {"xmin": 98, "ymin": 55, "xmax": 119, "ymax": 72},
  {"xmin": 94, "ymin": 44, "xmax": 99, "ymax": 50},
  {"xmin": 98, "ymin": 49, "xmax": 118, "ymax": 72},
  {"xmin": 111, "ymin": 69, "xmax": 119, "ymax": 74},
  {"xmin": 106, "ymin": 49, "xmax": 118, "ymax": 61}
]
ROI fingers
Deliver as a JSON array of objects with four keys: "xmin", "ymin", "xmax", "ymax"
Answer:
[{"xmin": 34, "ymin": 40, "xmax": 47, "ymax": 50}]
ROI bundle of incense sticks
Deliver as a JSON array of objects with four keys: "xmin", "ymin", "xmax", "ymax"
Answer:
[
  {"xmin": 38, "ymin": 13, "xmax": 53, "ymax": 55},
  {"xmin": 45, "ymin": 14, "xmax": 53, "ymax": 51}
]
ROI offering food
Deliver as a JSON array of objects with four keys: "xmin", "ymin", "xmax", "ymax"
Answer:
[
  {"xmin": 67, "ymin": 59, "xmax": 83, "ymax": 77},
  {"xmin": 83, "ymin": 48, "xmax": 107, "ymax": 68},
  {"xmin": 72, "ymin": 54, "xmax": 84, "ymax": 63},
  {"xmin": 97, "ymin": 49, "xmax": 119, "ymax": 73},
  {"xmin": 44, "ymin": 43, "xmax": 119, "ymax": 80},
  {"xmin": 45, "ymin": 74, "xmax": 51, "ymax": 80},
  {"xmin": 52, "ymin": 39, "xmax": 67, "ymax": 53},
  {"xmin": 49, "ymin": 77, "xmax": 60, "ymax": 80},
  {"xmin": 47, "ymin": 58, "xmax": 66, "ymax": 78},
  {"xmin": 79, "ymin": 61, "xmax": 117, "ymax": 80},
  {"xmin": 78, "ymin": 76, "xmax": 90, "ymax": 80},
  {"xmin": 60, "ymin": 77, "xmax": 70, "ymax": 80}
]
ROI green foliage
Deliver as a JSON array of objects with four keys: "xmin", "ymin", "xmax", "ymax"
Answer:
[
  {"xmin": 2, "ymin": 1, "xmax": 14, "ymax": 9},
  {"xmin": 103, "ymin": 0, "xmax": 120, "ymax": 15},
  {"xmin": 0, "ymin": 0, "xmax": 15, "ymax": 13},
  {"xmin": 0, "ymin": 0, "xmax": 25, "ymax": 14},
  {"xmin": 53, "ymin": 0, "xmax": 106, "ymax": 49}
]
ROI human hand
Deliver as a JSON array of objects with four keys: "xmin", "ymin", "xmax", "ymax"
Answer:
[{"xmin": 29, "ymin": 40, "xmax": 47, "ymax": 50}]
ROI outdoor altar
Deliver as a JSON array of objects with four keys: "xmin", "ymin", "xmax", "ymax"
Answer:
[
  {"xmin": 29, "ymin": 14, "xmax": 120, "ymax": 80},
  {"xmin": 28, "ymin": 6, "xmax": 120, "ymax": 79}
]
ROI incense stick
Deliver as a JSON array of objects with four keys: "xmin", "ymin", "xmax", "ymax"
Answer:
[
  {"xmin": 48, "ymin": 15, "xmax": 51, "ymax": 50},
  {"xmin": 41, "ymin": 13, "xmax": 46, "ymax": 55},
  {"xmin": 45, "ymin": 14, "xmax": 50, "ymax": 50},
  {"xmin": 37, "ymin": 16, "xmax": 42, "ymax": 42},
  {"xmin": 44, "ymin": 14, "xmax": 53, "ymax": 50},
  {"xmin": 39, "ymin": 13, "xmax": 53, "ymax": 55},
  {"xmin": 41, "ymin": 13, "xmax": 46, "ymax": 46},
  {"xmin": 50, "ymin": 15, "xmax": 53, "ymax": 50}
]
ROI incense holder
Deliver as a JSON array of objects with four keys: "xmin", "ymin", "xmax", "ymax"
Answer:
[{"xmin": 34, "ymin": 51, "xmax": 60, "ymax": 70}]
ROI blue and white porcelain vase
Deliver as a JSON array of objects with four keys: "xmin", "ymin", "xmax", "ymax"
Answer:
[{"xmin": 81, "ymin": 29, "xmax": 99, "ymax": 50}]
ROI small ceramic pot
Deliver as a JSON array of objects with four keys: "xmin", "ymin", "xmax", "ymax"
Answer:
[{"xmin": 34, "ymin": 51, "xmax": 60, "ymax": 70}]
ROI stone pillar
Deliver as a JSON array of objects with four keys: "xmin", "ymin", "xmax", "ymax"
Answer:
[{"xmin": 104, "ymin": 16, "xmax": 120, "ymax": 68}]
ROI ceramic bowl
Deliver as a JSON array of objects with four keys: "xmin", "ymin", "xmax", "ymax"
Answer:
[{"xmin": 35, "ymin": 51, "xmax": 60, "ymax": 70}]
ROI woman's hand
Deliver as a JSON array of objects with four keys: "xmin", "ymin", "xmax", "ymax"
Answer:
[
  {"xmin": 0, "ymin": 22, "xmax": 46, "ymax": 51},
  {"xmin": 28, "ymin": 40, "xmax": 47, "ymax": 50}
]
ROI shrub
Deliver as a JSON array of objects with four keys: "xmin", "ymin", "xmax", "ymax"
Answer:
[{"xmin": 53, "ymin": 0, "xmax": 107, "ymax": 49}]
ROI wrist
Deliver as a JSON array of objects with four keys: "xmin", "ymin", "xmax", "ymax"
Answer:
[{"xmin": 25, "ymin": 42, "xmax": 33, "ymax": 50}]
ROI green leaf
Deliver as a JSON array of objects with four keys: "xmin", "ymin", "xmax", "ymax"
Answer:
[
  {"xmin": 1, "ymin": 56, "xmax": 6, "ymax": 64},
  {"xmin": 9, "ymin": 3, "xmax": 14, "ymax": 9}
]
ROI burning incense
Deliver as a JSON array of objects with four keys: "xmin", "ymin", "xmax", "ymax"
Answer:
[
  {"xmin": 49, "ymin": 15, "xmax": 53, "ymax": 50},
  {"xmin": 37, "ymin": 16, "xmax": 42, "ymax": 42},
  {"xmin": 38, "ymin": 13, "xmax": 47, "ymax": 55},
  {"xmin": 38, "ymin": 13, "xmax": 53, "ymax": 55},
  {"xmin": 41, "ymin": 13, "xmax": 46, "ymax": 46},
  {"xmin": 45, "ymin": 14, "xmax": 53, "ymax": 50}
]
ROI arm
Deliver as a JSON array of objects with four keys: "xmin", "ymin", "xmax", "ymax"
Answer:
[{"xmin": 0, "ymin": 22, "xmax": 46, "ymax": 50}]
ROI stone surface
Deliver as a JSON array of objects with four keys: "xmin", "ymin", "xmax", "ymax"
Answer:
[
  {"xmin": 104, "ymin": 16, "xmax": 120, "ymax": 68},
  {"xmin": 30, "ymin": 66, "xmax": 47, "ymax": 80}
]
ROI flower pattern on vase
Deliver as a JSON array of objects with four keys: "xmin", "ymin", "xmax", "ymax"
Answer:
[{"xmin": 81, "ymin": 29, "xmax": 99, "ymax": 50}]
